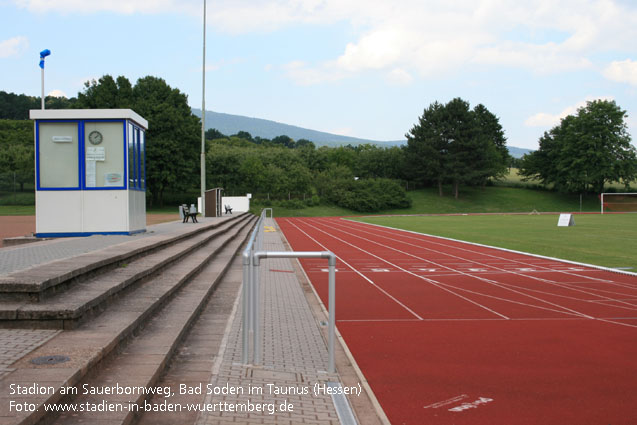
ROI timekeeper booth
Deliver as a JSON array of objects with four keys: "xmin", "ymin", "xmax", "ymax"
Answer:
[{"xmin": 30, "ymin": 109, "xmax": 149, "ymax": 237}]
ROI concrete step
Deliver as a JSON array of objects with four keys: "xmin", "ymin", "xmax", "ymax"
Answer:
[
  {"xmin": 0, "ymin": 216, "xmax": 256, "ymax": 425},
  {"xmin": 52, "ymin": 228, "xmax": 250, "ymax": 425},
  {"xmin": 0, "ymin": 214, "xmax": 252, "ymax": 329},
  {"xmin": 0, "ymin": 213, "xmax": 248, "ymax": 302},
  {"xmin": 136, "ymin": 254, "xmax": 244, "ymax": 425}
]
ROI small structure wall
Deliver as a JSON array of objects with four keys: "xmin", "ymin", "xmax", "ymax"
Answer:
[
  {"xmin": 30, "ymin": 109, "xmax": 148, "ymax": 237},
  {"xmin": 222, "ymin": 196, "xmax": 250, "ymax": 213}
]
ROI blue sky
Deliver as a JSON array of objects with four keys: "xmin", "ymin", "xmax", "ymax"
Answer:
[{"xmin": 1, "ymin": 0, "xmax": 637, "ymax": 150}]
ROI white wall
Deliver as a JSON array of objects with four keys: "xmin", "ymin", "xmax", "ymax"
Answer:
[{"xmin": 221, "ymin": 196, "xmax": 250, "ymax": 213}]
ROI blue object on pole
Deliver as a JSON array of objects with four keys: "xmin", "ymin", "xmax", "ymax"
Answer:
[{"xmin": 39, "ymin": 49, "xmax": 51, "ymax": 68}]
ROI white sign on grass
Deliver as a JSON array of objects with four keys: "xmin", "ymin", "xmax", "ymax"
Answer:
[{"xmin": 557, "ymin": 213, "xmax": 575, "ymax": 227}]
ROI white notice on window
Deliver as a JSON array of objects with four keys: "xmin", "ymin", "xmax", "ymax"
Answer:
[
  {"xmin": 86, "ymin": 146, "xmax": 106, "ymax": 161},
  {"xmin": 86, "ymin": 160, "xmax": 96, "ymax": 187}
]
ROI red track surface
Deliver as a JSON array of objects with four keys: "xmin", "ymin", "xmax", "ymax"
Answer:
[{"xmin": 277, "ymin": 216, "xmax": 637, "ymax": 425}]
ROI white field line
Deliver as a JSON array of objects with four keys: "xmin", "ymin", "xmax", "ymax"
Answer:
[
  {"xmin": 338, "ymin": 317, "xmax": 592, "ymax": 323},
  {"xmin": 341, "ymin": 218, "xmax": 637, "ymax": 289},
  {"xmin": 329, "ymin": 218, "xmax": 637, "ymax": 309},
  {"xmin": 285, "ymin": 219, "xmax": 424, "ymax": 320},
  {"xmin": 491, "ymin": 281, "xmax": 637, "ymax": 311},
  {"xmin": 312, "ymin": 218, "xmax": 593, "ymax": 319},
  {"xmin": 291, "ymin": 218, "xmax": 510, "ymax": 320}
]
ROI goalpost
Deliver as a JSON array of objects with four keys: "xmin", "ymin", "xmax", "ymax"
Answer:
[{"xmin": 600, "ymin": 193, "xmax": 637, "ymax": 214}]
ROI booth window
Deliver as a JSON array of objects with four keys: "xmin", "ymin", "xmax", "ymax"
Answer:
[
  {"xmin": 37, "ymin": 121, "xmax": 80, "ymax": 189},
  {"xmin": 84, "ymin": 121, "xmax": 125, "ymax": 189},
  {"xmin": 139, "ymin": 130, "xmax": 146, "ymax": 189},
  {"xmin": 127, "ymin": 123, "xmax": 146, "ymax": 190}
]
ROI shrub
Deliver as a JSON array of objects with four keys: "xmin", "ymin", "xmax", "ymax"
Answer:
[{"xmin": 327, "ymin": 178, "xmax": 411, "ymax": 213}]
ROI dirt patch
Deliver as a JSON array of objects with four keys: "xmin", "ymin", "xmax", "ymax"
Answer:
[
  {"xmin": 0, "ymin": 216, "xmax": 36, "ymax": 247},
  {"xmin": 146, "ymin": 213, "xmax": 180, "ymax": 225},
  {"xmin": 0, "ymin": 214, "xmax": 180, "ymax": 248}
]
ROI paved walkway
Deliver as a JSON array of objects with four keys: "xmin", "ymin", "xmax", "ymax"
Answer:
[
  {"xmin": 0, "ymin": 217, "xmax": 227, "ymax": 275},
  {"xmin": 197, "ymin": 218, "xmax": 350, "ymax": 425}
]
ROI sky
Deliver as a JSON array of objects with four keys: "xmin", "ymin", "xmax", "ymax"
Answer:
[{"xmin": 1, "ymin": 0, "xmax": 637, "ymax": 150}]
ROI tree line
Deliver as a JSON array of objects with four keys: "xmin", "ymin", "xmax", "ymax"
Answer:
[{"xmin": 2, "ymin": 75, "xmax": 633, "ymax": 212}]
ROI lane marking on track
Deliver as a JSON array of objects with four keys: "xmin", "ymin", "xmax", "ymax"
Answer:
[
  {"xmin": 424, "ymin": 394, "xmax": 468, "ymax": 409},
  {"xmin": 449, "ymin": 397, "xmax": 494, "ymax": 412},
  {"xmin": 284, "ymin": 219, "xmax": 425, "ymax": 321},
  {"xmin": 292, "ymin": 218, "xmax": 510, "ymax": 320},
  {"xmin": 342, "ymin": 218, "xmax": 637, "ymax": 289},
  {"xmin": 488, "ymin": 281, "xmax": 637, "ymax": 311},
  {"xmin": 338, "ymin": 317, "xmax": 589, "ymax": 323},
  {"xmin": 320, "ymin": 218, "xmax": 608, "ymax": 319},
  {"xmin": 310, "ymin": 218, "xmax": 595, "ymax": 319}
]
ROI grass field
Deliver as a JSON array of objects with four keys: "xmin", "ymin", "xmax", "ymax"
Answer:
[
  {"xmin": 351, "ymin": 213, "xmax": 637, "ymax": 271},
  {"xmin": 254, "ymin": 186, "xmax": 602, "ymax": 217}
]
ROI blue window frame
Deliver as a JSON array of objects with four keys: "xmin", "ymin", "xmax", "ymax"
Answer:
[
  {"xmin": 83, "ymin": 120, "xmax": 126, "ymax": 190},
  {"xmin": 36, "ymin": 120, "xmax": 81, "ymax": 190},
  {"xmin": 35, "ymin": 118, "xmax": 145, "ymax": 192}
]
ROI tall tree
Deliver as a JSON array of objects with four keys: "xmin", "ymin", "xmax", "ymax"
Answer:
[
  {"xmin": 77, "ymin": 75, "xmax": 201, "ymax": 205},
  {"xmin": 405, "ymin": 101, "xmax": 447, "ymax": 195},
  {"xmin": 520, "ymin": 99, "xmax": 636, "ymax": 192},
  {"xmin": 405, "ymin": 98, "xmax": 507, "ymax": 198}
]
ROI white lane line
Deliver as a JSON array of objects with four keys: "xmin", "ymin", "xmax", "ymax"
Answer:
[
  {"xmin": 491, "ymin": 281, "xmax": 637, "ymax": 311},
  {"xmin": 313, "ymin": 218, "xmax": 592, "ymax": 320},
  {"xmin": 333, "ymin": 218, "xmax": 637, "ymax": 310},
  {"xmin": 294, "ymin": 218, "xmax": 510, "ymax": 320},
  {"xmin": 285, "ymin": 218, "xmax": 424, "ymax": 320},
  {"xmin": 340, "ymin": 218, "xmax": 636, "ymax": 287}
]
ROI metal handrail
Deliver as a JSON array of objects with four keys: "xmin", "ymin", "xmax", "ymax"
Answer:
[{"xmin": 241, "ymin": 210, "xmax": 337, "ymax": 373}]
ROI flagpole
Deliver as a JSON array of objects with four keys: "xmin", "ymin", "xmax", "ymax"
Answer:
[{"xmin": 39, "ymin": 49, "xmax": 51, "ymax": 110}]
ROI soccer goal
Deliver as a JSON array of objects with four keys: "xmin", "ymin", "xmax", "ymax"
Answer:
[{"xmin": 600, "ymin": 193, "xmax": 637, "ymax": 214}]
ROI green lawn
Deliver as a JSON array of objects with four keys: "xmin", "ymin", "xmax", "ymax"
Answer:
[
  {"xmin": 0, "ymin": 205, "xmax": 35, "ymax": 215},
  {"xmin": 351, "ymin": 213, "xmax": 637, "ymax": 271},
  {"xmin": 255, "ymin": 186, "xmax": 602, "ymax": 218}
]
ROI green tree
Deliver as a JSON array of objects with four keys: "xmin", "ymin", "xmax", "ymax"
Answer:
[
  {"xmin": 405, "ymin": 98, "xmax": 508, "ymax": 198},
  {"xmin": 405, "ymin": 101, "xmax": 448, "ymax": 196},
  {"xmin": 0, "ymin": 119, "xmax": 34, "ymax": 190},
  {"xmin": 205, "ymin": 128, "xmax": 226, "ymax": 140},
  {"xmin": 77, "ymin": 75, "xmax": 201, "ymax": 205},
  {"xmin": 520, "ymin": 100, "xmax": 636, "ymax": 192},
  {"xmin": 77, "ymin": 75, "xmax": 133, "ymax": 109}
]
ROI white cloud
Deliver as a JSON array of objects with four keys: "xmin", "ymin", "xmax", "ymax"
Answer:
[
  {"xmin": 267, "ymin": 0, "xmax": 637, "ymax": 85},
  {"xmin": 12, "ymin": 0, "xmax": 187, "ymax": 14},
  {"xmin": 282, "ymin": 60, "xmax": 345, "ymax": 85},
  {"xmin": 386, "ymin": 68, "xmax": 413, "ymax": 86},
  {"xmin": 0, "ymin": 36, "xmax": 29, "ymax": 58},
  {"xmin": 525, "ymin": 96, "xmax": 615, "ymax": 127},
  {"xmin": 12, "ymin": 0, "xmax": 637, "ymax": 84},
  {"xmin": 48, "ymin": 89, "xmax": 67, "ymax": 98},
  {"xmin": 603, "ymin": 59, "xmax": 637, "ymax": 86}
]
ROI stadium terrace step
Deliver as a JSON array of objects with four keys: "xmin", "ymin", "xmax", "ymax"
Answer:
[
  {"xmin": 0, "ymin": 212, "xmax": 248, "ymax": 302},
  {"xmin": 1, "ymin": 214, "xmax": 256, "ymax": 425},
  {"xmin": 0, "ymin": 214, "xmax": 251, "ymax": 329}
]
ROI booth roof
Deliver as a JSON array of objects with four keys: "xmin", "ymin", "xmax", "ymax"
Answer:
[{"xmin": 30, "ymin": 109, "xmax": 148, "ymax": 129}]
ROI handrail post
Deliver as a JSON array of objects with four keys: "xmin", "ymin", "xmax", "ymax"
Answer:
[
  {"xmin": 327, "ymin": 254, "xmax": 336, "ymax": 373},
  {"xmin": 252, "ymin": 250, "xmax": 336, "ymax": 373},
  {"xmin": 241, "ymin": 251, "xmax": 250, "ymax": 364}
]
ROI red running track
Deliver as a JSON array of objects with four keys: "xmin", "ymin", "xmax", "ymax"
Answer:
[{"xmin": 277, "ymin": 216, "xmax": 637, "ymax": 425}]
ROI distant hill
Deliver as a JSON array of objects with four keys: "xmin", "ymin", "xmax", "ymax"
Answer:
[
  {"xmin": 192, "ymin": 108, "xmax": 402, "ymax": 148},
  {"xmin": 191, "ymin": 108, "xmax": 533, "ymax": 156},
  {"xmin": 508, "ymin": 146, "xmax": 533, "ymax": 158}
]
